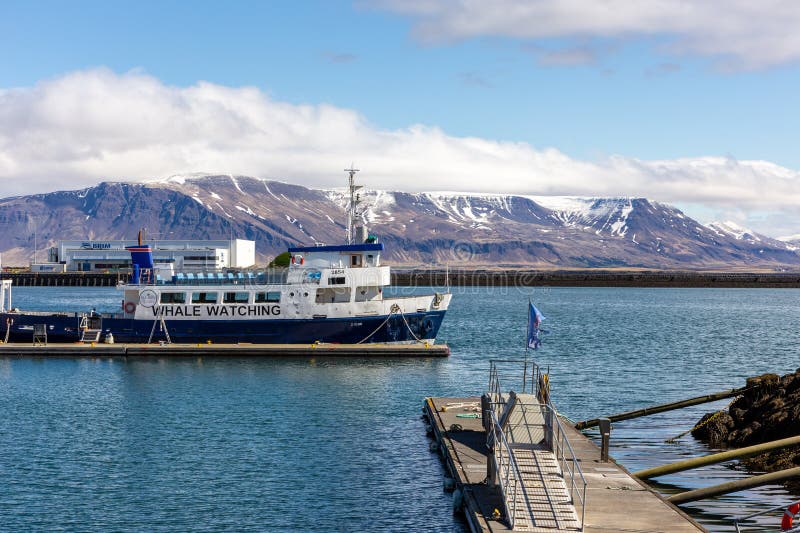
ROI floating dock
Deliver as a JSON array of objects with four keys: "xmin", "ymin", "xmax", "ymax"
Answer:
[
  {"xmin": 0, "ymin": 342, "xmax": 450, "ymax": 357},
  {"xmin": 425, "ymin": 396, "xmax": 705, "ymax": 532},
  {"xmin": 424, "ymin": 362, "xmax": 707, "ymax": 533}
]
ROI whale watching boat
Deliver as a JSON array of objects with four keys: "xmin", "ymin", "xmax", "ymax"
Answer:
[{"xmin": 0, "ymin": 170, "xmax": 452, "ymax": 344}]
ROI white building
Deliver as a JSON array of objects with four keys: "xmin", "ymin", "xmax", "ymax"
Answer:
[{"xmin": 45, "ymin": 239, "xmax": 256, "ymax": 272}]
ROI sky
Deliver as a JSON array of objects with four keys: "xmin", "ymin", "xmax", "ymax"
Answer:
[{"xmin": 1, "ymin": 0, "xmax": 800, "ymax": 237}]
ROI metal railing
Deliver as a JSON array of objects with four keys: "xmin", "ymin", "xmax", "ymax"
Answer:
[
  {"xmin": 546, "ymin": 403, "xmax": 588, "ymax": 530},
  {"xmin": 488, "ymin": 358, "xmax": 544, "ymax": 408},
  {"xmin": 486, "ymin": 406, "xmax": 523, "ymax": 529},
  {"xmin": 486, "ymin": 359, "xmax": 587, "ymax": 531},
  {"xmin": 732, "ymin": 500, "xmax": 800, "ymax": 532},
  {"xmin": 128, "ymin": 268, "xmax": 293, "ymax": 286}
]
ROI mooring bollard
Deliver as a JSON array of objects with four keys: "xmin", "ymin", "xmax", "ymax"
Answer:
[{"xmin": 599, "ymin": 417, "xmax": 611, "ymax": 462}]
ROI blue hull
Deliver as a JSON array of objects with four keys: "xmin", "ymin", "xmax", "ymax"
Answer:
[{"xmin": 0, "ymin": 311, "xmax": 446, "ymax": 345}]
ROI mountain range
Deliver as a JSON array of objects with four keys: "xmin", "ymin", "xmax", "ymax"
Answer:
[{"xmin": 0, "ymin": 174, "xmax": 797, "ymax": 269}]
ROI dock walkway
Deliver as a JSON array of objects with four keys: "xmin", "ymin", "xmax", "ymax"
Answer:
[
  {"xmin": 425, "ymin": 395, "xmax": 705, "ymax": 532},
  {"xmin": 501, "ymin": 394, "xmax": 580, "ymax": 531}
]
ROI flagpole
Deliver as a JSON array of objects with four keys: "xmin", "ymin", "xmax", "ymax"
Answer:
[
  {"xmin": 524, "ymin": 297, "xmax": 530, "ymax": 392},
  {"xmin": 525, "ymin": 296, "xmax": 531, "ymax": 355}
]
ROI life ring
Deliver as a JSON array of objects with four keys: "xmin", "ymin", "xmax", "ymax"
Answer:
[
  {"xmin": 291, "ymin": 255, "xmax": 304, "ymax": 266},
  {"xmin": 782, "ymin": 502, "xmax": 800, "ymax": 531},
  {"xmin": 124, "ymin": 302, "xmax": 136, "ymax": 314}
]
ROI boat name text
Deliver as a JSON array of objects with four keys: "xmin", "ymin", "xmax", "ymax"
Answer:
[{"xmin": 152, "ymin": 304, "xmax": 281, "ymax": 317}]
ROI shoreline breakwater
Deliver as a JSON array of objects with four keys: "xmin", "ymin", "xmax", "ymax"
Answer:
[{"xmin": 4, "ymin": 269, "xmax": 800, "ymax": 287}]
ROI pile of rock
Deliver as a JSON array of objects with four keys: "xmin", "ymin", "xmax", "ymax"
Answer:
[{"xmin": 692, "ymin": 371, "xmax": 800, "ymax": 489}]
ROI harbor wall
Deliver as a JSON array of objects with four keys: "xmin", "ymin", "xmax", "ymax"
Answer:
[
  {"xmin": 390, "ymin": 269, "xmax": 800, "ymax": 288},
  {"xmin": 0, "ymin": 272, "xmax": 126, "ymax": 287},
  {"xmin": 4, "ymin": 269, "xmax": 800, "ymax": 287}
]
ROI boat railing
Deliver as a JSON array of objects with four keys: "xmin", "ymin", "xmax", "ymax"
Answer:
[
  {"xmin": 731, "ymin": 500, "xmax": 800, "ymax": 532},
  {"xmin": 130, "ymin": 268, "xmax": 292, "ymax": 287}
]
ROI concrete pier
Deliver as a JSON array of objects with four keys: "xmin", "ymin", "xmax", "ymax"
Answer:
[
  {"xmin": 393, "ymin": 269, "xmax": 800, "ymax": 288},
  {"xmin": 0, "ymin": 342, "xmax": 450, "ymax": 357},
  {"xmin": 424, "ymin": 396, "xmax": 706, "ymax": 532}
]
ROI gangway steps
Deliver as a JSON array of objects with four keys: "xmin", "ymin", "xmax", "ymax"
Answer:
[
  {"xmin": 500, "ymin": 448, "xmax": 581, "ymax": 531},
  {"xmin": 80, "ymin": 329, "xmax": 101, "ymax": 343}
]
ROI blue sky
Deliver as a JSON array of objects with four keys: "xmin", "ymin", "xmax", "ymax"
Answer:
[{"xmin": 2, "ymin": 0, "xmax": 800, "ymax": 236}]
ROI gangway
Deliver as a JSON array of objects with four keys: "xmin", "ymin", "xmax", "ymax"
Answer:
[{"xmin": 486, "ymin": 360, "xmax": 587, "ymax": 531}]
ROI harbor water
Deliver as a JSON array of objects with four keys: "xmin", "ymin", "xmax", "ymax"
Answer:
[{"xmin": 1, "ymin": 286, "xmax": 799, "ymax": 531}]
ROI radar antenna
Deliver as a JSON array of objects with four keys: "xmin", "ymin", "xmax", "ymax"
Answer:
[{"xmin": 345, "ymin": 166, "xmax": 363, "ymax": 244}]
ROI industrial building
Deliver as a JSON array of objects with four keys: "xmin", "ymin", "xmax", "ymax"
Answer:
[{"xmin": 39, "ymin": 239, "xmax": 256, "ymax": 272}]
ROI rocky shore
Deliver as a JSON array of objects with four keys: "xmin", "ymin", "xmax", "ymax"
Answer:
[{"xmin": 693, "ymin": 371, "xmax": 800, "ymax": 490}]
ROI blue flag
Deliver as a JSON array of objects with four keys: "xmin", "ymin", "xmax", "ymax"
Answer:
[{"xmin": 527, "ymin": 302, "xmax": 545, "ymax": 350}]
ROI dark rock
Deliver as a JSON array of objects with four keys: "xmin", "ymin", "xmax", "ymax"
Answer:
[
  {"xmin": 693, "ymin": 370, "xmax": 800, "ymax": 493},
  {"xmin": 691, "ymin": 412, "xmax": 734, "ymax": 446}
]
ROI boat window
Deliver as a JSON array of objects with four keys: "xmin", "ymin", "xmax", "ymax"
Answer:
[
  {"xmin": 316, "ymin": 287, "xmax": 351, "ymax": 303},
  {"xmin": 255, "ymin": 291, "xmax": 281, "ymax": 303},
  {"xmin": 350, "ymin": 254, "xmax": 362, "ymax": 267},
  {"xmin": 160, "ymin": 292, "xmax": 186, "ymax": 304},
  {"xmin": 355, "ymin": 286, "xmax": 380, "ymax": 302},
  {"xmin": 328, "ymin": 276, "xmax": 346, "ymax": 285},
  {"xmin": 223, "ymin": 291, "xmax": 250, "ymax": 304},
  {"xmin": 192, "ymin": 292, "xmax": 218, "ymax": 304}
]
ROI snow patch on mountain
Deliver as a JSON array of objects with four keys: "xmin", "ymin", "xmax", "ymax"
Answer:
[
  {"xmin": 423, "ymin": 193, "xmax": 514, "ymax": 227},
  {"xmin": 325, "ymin": 189, "xmax": 397, "ymax": 224},
  {"xmin": 235, "ymin": 204, "xmax": 256, "ymax": 217},
  {"xmin": 531, "ymin": 196, "xmax": 637, "ymax": 238},
  {"xmin": 706, "ymin": 221, "xmax": 761, "ymax": 242},
  {"xmin": 262, "ymin": 182, "xmax": 281, "ymax": 202},
  {"xmin": 149, "ymin": 173, "xmax": 211, "ymax": 185},
  {"xmin": 229, "ymin": 175, "xmax": 243, "ymax": 194}
]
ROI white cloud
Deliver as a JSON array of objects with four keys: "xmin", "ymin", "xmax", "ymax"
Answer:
[
  {"xmin": 365, "ymin": 0, "xmax": 800, "ymax": 70},
  {"xmin": 0, "ymin": 68, "xmax": 799, "ymax": 235}
]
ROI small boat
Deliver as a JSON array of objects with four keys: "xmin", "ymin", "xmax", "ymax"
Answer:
[{"xmin": 0, "ymin": 170, "xmax": 452, "ymax": 345}]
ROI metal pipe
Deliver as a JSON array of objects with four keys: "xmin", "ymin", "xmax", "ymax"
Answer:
[
  {"xmin": 574, "ymin": 387, "xmax": 748, "ymax": 429},
  {"xmin": 668, "ymin": 467, "xmax": 800, "ymax": 504},
  {"xmin": 635, "ymin": 435, "xmax": 800, "ymax": 479}
]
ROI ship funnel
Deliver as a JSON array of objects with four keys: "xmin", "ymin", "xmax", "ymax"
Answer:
[{"xmin": 126, "ymin": 232, "xmax": 154, "ymax": 284}]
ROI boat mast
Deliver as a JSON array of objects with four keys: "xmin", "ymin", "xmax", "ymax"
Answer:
[{"xmin": 345, "ymin": 166, "xmax": 361, "ymax": 244}]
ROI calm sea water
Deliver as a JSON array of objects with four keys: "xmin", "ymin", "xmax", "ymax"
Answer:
[{"xmin": 1, "ymin": 286, "xmax": 799, "ymax": 532}]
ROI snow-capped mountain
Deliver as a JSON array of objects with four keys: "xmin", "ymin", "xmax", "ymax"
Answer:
[{"xmin": 0, "ymin": 174, "xmax": 798, "ymax": 268}]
